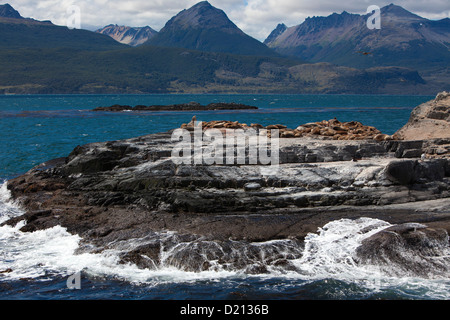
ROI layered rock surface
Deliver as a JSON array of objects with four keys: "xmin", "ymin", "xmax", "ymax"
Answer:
[
  {"xmin": 394, "ymin": 92, "xmax": 450, "ymax": 157},
  {"xmin": 394, "ymin": 91, "xmax": 450, "ymax": 139},
  {"xmin": 3, "ymin": 94, "xmax": 450, "ymax": 275},
  {"xmin": 356, "ymin": 223, "xmax": 450, "ymax": 277},
  {"xmin": 4, "ymin": 130, "xmax": 450, "ymax": 234}
]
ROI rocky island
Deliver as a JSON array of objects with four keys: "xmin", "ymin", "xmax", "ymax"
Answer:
[
  {"xmin": 92, "ymin": 102, "xmax": 258, "ymax": 112},
  {"xmin": 2, "ymin": 93, "xmax": 450, "ymax": 276}
]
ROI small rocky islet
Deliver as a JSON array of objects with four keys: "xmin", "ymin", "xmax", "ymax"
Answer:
[
  {"xmin": 2, "ymin": 92, "xmax": 450, "ymax": 276},
  {"xmin": 92, "ymin": 101, "xmax": 258, "ymax": 112}
]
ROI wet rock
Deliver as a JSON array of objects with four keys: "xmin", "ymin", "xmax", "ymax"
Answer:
[
  {"xmin": 355, "ymin": 223, "xmax": 450, "ymax": 277},
  {"xmin": 384, "ymin": 159, "xmax": 449, "ymax": 185},
  {"xmin": 244, "ymin": 182, "xmax": 261, "ymax": 191},
  {"xmin": 0, "ymin": 268, "xmax": 13, "ymax": 274},
  {"xmin": 119, "ymin": 243, "xmax": 161, "ymax": 269}
]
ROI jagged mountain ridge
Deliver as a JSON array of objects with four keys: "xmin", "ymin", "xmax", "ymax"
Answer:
[
  {"xmin": 0, "ymin": 2, "xmax": 445, "ymax": 94},
  {"xmin": 0, "ymin": 3, "xmax": 52, "ymax": 25},
  {"xmin": 96, "ymin": 24, "xmax": 157, "ymax": 46},
  {"xmin": 264, "ymin": 23, "xmax": 287, "ymax": 45},
  {"xmin": 0, "ymin": 3, "xmax": 126, "ymax": 50},
  {"xmin": 146, "ymin": 1, "xmax": 278, "ymax": 57},
  {"xmin": 0, "ymin": 3, "xmax": 22, "ymax": 19},
  {"xmin": 264, "ymin": 4, "xmax": 450, "ymax": 71}
]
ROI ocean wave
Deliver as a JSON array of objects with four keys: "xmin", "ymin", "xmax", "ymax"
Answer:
[
  {"xmin": 0, "ymin": 181, "xmax": 24, "ymax": 224},
  {"xmin": 0, "ymin": 182, "xmax": 448, "ymax": 298}
]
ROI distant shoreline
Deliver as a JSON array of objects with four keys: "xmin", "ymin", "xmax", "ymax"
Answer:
[{"xmin": 0, "ymin": 93, "xmax": 437, "ymax": 97}]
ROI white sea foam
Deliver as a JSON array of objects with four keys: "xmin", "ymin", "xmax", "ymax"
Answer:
[
  {"xmin": 0, "ymin": 221, "xmax": 237, "ymax": 284},
  {"xmin": 291, "ymin": 217, "xmax": 392, "ymax": 279},
  {"xmin": 0, "ymin": 182, "xmax": 236, "ymax": 283},
  {"xmin": 0, "ymin": 181, "xmax": 24, "ymax": 224},
  {"xmin": 284, "ymin": 217, "xmax": 450, "ymax": 299}
]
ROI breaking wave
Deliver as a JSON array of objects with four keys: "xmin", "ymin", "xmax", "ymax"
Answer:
[{"xmin": 0, "ymin": 181, "xmax": 449, "ymax": 299}]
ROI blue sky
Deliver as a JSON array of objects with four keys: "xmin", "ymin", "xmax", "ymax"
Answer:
[{"xmin": 4, "ymin": 0, "xmax": 450, "ymax": 41}]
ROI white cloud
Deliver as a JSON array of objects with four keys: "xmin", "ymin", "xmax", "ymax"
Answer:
[{"xmin": 4, "ymin": 0, "xmax": 449, "ymax": 39}]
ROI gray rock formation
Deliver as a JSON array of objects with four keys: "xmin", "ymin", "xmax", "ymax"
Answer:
[
  {"xmin": 393, "ymin": 91, "xmax": 450, "ymax": 159},
  {"xmin": 394, "ymin": 91, "xmax": 450, "ymax": 141},
  {"xmin": 264, "ymin": 23, "xmax": 287, "ymax": 46},
  {"xmin": 4, "ymin": 128, "xmax": 450, "ymax": 238},
  {"xmin": 96, "ymin": 25, "xmax": 157, "ymax": 46},
  {"xmin": 356, "ymin": 223, "xmax": 449, "ymax": 277},
  {"xmin": 3, "ymin": 95, "xmax": 450, "ymax": 275}
]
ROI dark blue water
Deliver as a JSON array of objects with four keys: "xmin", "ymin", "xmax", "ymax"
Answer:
[
  {"xmin": 0, "ymin": 274, "xmax": 434, "ymax": 300},
  {"xmin": 2, "ymin": 94, "xmax": 449, "ymax": 302}
]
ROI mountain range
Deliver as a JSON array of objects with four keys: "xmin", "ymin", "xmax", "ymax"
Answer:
[
  {"xmin": 264, "ymin": 4, "xmax": 450, "ymax": 76},
  {"xmin": 0, "ymin": 2, "xmax": 448, "ymax": 94},
  {"xmin": 96, "ymin": 24, "xmax": 157, "ymax": 46},
  {"xmin": 0, "ymin": 3, "xmax": 20, "ymax": 18},
  {"xmin": 0, "ymin": 4, "xmax": 124, "ymax": 51},
  {"xmin": 146, "ymin": 1, "xmax": 278, "ymax": 56}
]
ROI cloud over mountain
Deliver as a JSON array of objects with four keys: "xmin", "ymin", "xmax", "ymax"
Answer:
[{"xmin": 4, "ymin": 0, "xmax": 449, "ymax": 40}]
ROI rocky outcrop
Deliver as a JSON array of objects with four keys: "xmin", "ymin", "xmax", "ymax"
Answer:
[
  {"xmin": 3, "ymin": 96, "xmax": 450, "ymax": 275},
  {"xmin": 93, "ymin": 102, "xmax": 258, "ymax": 112},
  {"xmin": 96, "ymin": 25, "xmax": 157, "ymax": 47},
  {"xmin": 356, "ymin": 223, "xmax": 449, "ymax": 277},
  {"xmin": 263, "ymin": 23, "xmax": 287, "ymax": 46},
  {"xmin": 4, "ymin": 127, "xmax": 450, "ymax": 241},
  {"xmin": 393, "ymin": 91, "xmax": 450, "ymax": 158},
  {"xmin": 394, "ymin": 92, "xmax": 450, "ymax": 140}
]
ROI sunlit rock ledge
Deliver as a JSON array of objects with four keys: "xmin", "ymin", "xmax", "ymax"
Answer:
[{"xmin": 4, "ymin": 128, "xmax": 450, "ymax": 237}]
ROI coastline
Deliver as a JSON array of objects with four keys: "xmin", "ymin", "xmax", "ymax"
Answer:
[{"xmin": 1, "ymin": 92, "xmax": 449, "ymax": 278}]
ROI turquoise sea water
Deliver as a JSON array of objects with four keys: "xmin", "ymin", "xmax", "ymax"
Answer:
[{"xmin": 1, "ymin": 94, "xmax": 449, "ymax": 302}]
